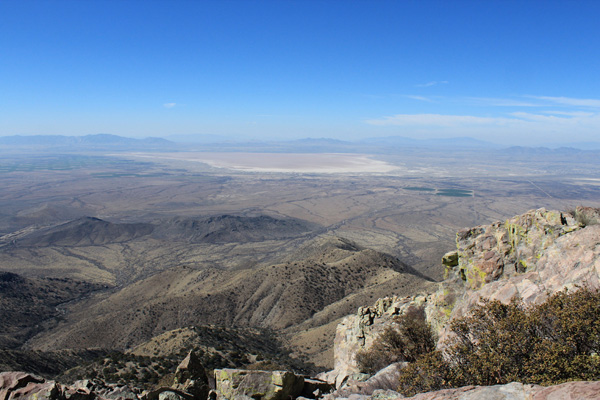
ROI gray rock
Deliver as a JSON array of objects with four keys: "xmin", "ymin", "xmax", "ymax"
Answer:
[
  {"xmin": 214, "ymin": 369, "xmax": 304, "ymax": 400},
  {"xmin": 172, "ymin": 351, "xmax": 209, "ymax": 400},
  {"xmin": 158, "ymin": 391, "xmax": 186, "ymax": 400},
  {"xmin": 370, "ymin": 389, "xmax": 400, "ymax": 400}
]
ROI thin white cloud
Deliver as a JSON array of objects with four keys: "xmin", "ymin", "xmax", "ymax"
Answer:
[
  {"xmin": 540, "ymin": 110, "xmax": 594, "ymax": 117},
  {"xmin": 364, "ymin": 94, "xmax": 600, "ymax": 145},
  {"xmin": 365, "ymin": 113, "xmax": 507, "ymax": 127},
  {"xmin": 527, "ymin": 96, "xmax": 600, "ymax": 108},
  {"xmin": 404, "ymin": 95, "xmax": 434, "ymax": 102},
  {"xmin": 510, "ymin": 111, "xmax": 600, "ymax": 125},
  {"xmin": 465, "ymin": 97, "xmax": 543, "ymax": 107},
  {"xmin": 163, "ymin": 103, "xmax": 177, "ymax": 108},
  {"xmin": 415, "ymin": 80, "xmax": 448, "ymax": 88},
  {"xmin": 365, "ymin": 111, "xmax": 600, "ymax": 144}
]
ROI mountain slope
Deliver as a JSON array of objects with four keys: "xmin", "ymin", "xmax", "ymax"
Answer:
[
  {"xmin": 0, "ymin": 272, "xmax": 107, "ymax": 349},
  {"xmin": 24, "ymin": 236, "xmax": 431, "ymax": 368}
]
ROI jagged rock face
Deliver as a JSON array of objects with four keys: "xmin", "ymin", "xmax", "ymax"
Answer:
[
  {"xmin": 444, "ymin": 208, "xmax": 600, "ymax": 332},
  {"xmin": 324, "ymin": 296, "xmax": 424, "ymax": 388},
  {"xmin": 214, "ymin": 369, "xmax": 304, "ymax": 400},
  {"xmin": 326, "ymin": 208, "xmax": 600, "ymax": 388},
  {"xmin": 449, "ymin": 208, "xmax": 580, "ymax": 289}
]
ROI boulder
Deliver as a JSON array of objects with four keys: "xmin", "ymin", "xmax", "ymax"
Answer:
[
  {"xmin": 0, "ymin": 372, "xmax": 61, "ymax": 400},
  {"xmin": 100, "ymin": 385, "xmax": 141, "ymax": 400},
  {"xmin": 144, "ymin": 388, "xmax": 192, "ymax": 400},
  {"xmin": 214, "ymin": 369, "xmax": 304, "ymax": 400},
  {"xmin": 172, "ymin": 351, "xmax": 209, "ymax": 400}
]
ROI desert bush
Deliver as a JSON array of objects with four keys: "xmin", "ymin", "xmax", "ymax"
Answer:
[
  {"xmin": 356, "ymin": 307, "xmax": 435, "ymax": 374},
  {"xmin": 568, "ymin": 207, "xmax": 599, "ymax": 227},
  {"xmin": 396, "ymin": 287, "xmax": 600, "ymax": 396},
  {"xmin": 397, "ymin": 351, "xmax": 453, "ymax": 397}
]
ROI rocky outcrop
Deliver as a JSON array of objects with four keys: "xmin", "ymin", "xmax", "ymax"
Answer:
[
  {"xmin": 322, "ymin": 292, "xmax": 453, "ymax": 388},
  {"xmin": 443, "ymin": 207, "xmax": 600, "ymax": 335},
  {"xmin": 214, "ymin": 369, "xmax": 304, "ymax": 400},
  {"xmin": 325, "ymin": 208, "xmax": 600, "ymax": 389},
  {"xmin": 0, "ymin": 371, "xmax": 142, "ymax": 400},
  {"xmin": 405, "ymin": 380, "xmax": 600, "ymax": 399},
  {"xmin": 0, "ymin": 372, "xmax": 60, "ymax": 400}
]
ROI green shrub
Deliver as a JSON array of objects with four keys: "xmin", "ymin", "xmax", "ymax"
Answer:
[
  {"xmin": 396, "ymin": 287, "xmax": 600, "ymax": 396},
  {"xmin": 356, "ymin": 307, "xmax": 436, "ymax": 374},
  {"xmin": 397, "ymin": 351, "xmax": 454, "ymax": 397}
]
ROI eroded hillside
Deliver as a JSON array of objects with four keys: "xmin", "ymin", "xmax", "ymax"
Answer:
[{"xmin": 23, "ymin": 236, "xmax": 431, "ymax": 370}]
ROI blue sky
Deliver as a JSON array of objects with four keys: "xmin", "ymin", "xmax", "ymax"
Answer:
[{"xmin": 1, "ymin": 0, "xmax": 599, "ymax": 146}]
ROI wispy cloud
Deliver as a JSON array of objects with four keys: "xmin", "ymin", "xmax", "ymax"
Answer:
[
  {"xmin": 163, "ymin": 103, "xmax": 177, "ymax": 108},
  {"xmin": 540, "ymin": 110, "xmax": 594, "ymax": 117},
  {"xmin": 415, "ymin": 80, "xmax": 448, "ymax": 88},
  {"xmin": 526, "ymin": 95, "xmax": 600, "ymax": 108},
  {"xmin": 404, "ymin": 95, "xmax": 434, "ymax": 102},
  {"xmin": 465, "ymin": 97, "xmax": 542, "ymax": 107},
  {"xmin": 364, "ymin": 111, "xmax": 600, "ymax": 145},
  {"xmin": 365, "ymin": 113, "xmax": 506, "ymax": 127}
]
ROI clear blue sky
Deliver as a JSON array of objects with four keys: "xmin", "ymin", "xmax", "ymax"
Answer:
[{"xmin": 1, "ymin": 0, "xmax": 599, "ymax": 145}]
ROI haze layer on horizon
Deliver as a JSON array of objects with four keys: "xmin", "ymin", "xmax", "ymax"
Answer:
[{"xmin": 1, "ymin": 0, "xmax": 599, "ymax": 147}]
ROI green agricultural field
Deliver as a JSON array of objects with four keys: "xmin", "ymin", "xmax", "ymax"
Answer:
[{"xmin": 436, "ymin": 189, "xmax": 473, "ymax": 197}]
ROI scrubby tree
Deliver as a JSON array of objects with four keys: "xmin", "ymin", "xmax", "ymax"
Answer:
[{"xmin": 397, "ymin": 287, "xmax": 600, "ymax": 397}]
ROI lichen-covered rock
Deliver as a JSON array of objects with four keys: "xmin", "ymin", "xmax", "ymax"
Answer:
[
  {"xmin": 214, "ymin": 369, "xmax": 304, "ymax": 400},
  {"xmin": 325, "ymin": 208, "xmax": 600, "ymax": 390},
  {"xmin": 451, "ymin": 208, "xmax": 580, "ymax": 289},
  {"xmin": 441, "ymin": 251, "xmax": 458, "ymax": 271},
  {"xmin": 440, "ymin": 209, "xmax": 600, "ymax": 343}
]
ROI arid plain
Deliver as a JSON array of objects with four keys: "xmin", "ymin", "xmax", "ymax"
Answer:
[{"xmin": 2, "ymin": 147, "xmax": 600, "ymax": 375}]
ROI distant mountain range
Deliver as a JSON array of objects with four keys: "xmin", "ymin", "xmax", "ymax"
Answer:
[
  {"xmin": 1, "ymin": 133, "xmax": 599, "ymax": 153},
  {"xmin": 0, "ymin": 134, "xmax": 175, "ymax": 151}
]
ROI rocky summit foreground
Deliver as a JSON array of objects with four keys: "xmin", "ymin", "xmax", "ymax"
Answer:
[{"xmin": 320, "ymin": 207, "xmax": 600, "ymax": 397}]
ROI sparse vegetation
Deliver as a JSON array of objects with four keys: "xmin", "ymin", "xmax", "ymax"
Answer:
[
  {"xmin": 356, "ymin": 307, "xmax": 436, "ymax": 374},
  {"xmin": 397, "ymin": 287, "xmax": 600, "ymax": 397},
  {"xmin": 568, "ymin": 207, "xmax": 599, "ymax": 227}
]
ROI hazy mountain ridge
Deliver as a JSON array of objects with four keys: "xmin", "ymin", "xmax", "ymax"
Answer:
[
  {"xmin": 0, "ymin": 134, "xmax": 175, "ymax": 151},
  {"xmin": 3, "ymin": 133, "xmax": 600, "ymax": 153}
]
